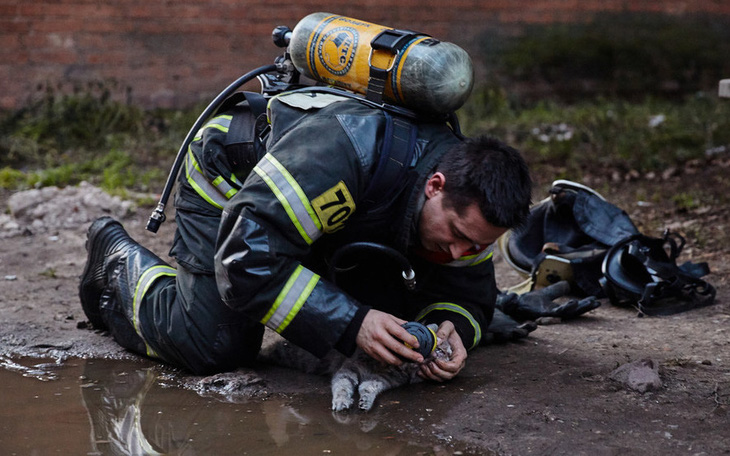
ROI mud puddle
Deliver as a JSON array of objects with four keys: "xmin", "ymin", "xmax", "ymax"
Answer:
[{"xmin": 0, "ymin": 357, "xmax": 446, "ymax": 455}]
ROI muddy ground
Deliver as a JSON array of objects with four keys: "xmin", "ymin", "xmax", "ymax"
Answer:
[{"xmin": 1, "ymin": 159, "xmax": 729, "ymax": 455}]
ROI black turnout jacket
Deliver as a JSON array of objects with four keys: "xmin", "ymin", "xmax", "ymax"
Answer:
[{"xmin": 188, "ymin": 91, "xmax": 499, "ymax": 358}]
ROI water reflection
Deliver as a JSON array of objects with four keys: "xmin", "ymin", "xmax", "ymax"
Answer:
[
  {"xmin": 79, "ymin": 359, "xmax": 431, "ymax": 455},
  {"xmin": 0, "ymin": 354, "xmax": 62, "ymax": 381}
]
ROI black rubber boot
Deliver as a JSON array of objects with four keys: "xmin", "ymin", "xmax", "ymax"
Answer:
[{"xmin": 79, "ymin": 216, "xmax": 138, "ymax": 330}]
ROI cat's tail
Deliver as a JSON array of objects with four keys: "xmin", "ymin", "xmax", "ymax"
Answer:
[{"xmin": 258, "ymin": 337, "xmax": 345, "ymax": 376}]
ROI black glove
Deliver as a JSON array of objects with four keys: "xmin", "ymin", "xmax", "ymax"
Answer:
[
  {"xmin": 482, "ymin": 308, "xmax": 538, "ymax": 344},
  {"xmin": 546, "ymin": 296, "xmax": 601, "ymax": 320},
  {"xmin": 497, "ymin": 281, "xmax": 601, "ymax": 321}
]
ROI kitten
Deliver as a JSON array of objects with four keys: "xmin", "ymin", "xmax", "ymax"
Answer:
[{"xmin": 258, "ymin": 326, "xmax": 453, "ymax": 412}]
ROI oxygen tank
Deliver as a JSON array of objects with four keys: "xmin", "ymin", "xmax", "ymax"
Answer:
[{"xmin": 289, "ymin": 12, "xmax": 474, "ymax": 114}]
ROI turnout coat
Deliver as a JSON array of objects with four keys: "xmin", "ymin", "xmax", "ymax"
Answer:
[{"xmin": 175, "ymin": 90, "xmax": 497, "ymax": 360}]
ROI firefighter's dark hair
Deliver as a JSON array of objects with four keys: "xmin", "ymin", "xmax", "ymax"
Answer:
[{"xmin": 436, "ymin": 136, "xmax": 532, "ymax": 229}]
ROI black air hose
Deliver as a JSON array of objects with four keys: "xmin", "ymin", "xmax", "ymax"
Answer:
[
  {"xmin": 146, "ymin": 64, "xmax": 279, "ymax": 233},
  {"xmin": 328, "ymin": 242, "xmax": 416, "ymax": 290}
]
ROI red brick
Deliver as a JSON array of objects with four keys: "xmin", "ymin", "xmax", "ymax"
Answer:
[
  {"xmin": 0, "ymin": 20, "xmax": 30, "ymax": 34},
  {"xmin": 0, "ymin": 33, "xmax": 19, "ymax": 47},
  {"xmin": 2, "ymin": 0, "xmax": 730, "ymax": 109},
  {"xmin": 0, "ymin": 4, "xmax": 17, "ymax": 16},
  {"xmin": 16, "ymin": 4, "xmax": 47, "ymax": 16},
  {"xmin": 32, "ymin": 18, "xmax": 86, "ymax": 33},
  {"xmin": 30, "ymin": 49, "xmax": 79, "ymax": 64},
  {"xmin": 0, "ymin": 49, "xmax": 29, "ymax": 64}
]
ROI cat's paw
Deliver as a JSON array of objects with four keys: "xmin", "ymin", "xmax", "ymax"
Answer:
[
  {"xmin": 358, "ymin": 395, "xmax": 376, "ymax": 411},
  {"xmin": 332, "ymin": 379, "xmax": 356, "ymax": 411},
  {"xmin": 357, "ymin": 381, "xmax": 383, "ymax": 411},
  {"xmin": 331, "ymin": 369, "xmax": 358, "ymax": 411},
  {"xmin": 332, "ymin": 391, "xmax": 354, "ymax": 412}
]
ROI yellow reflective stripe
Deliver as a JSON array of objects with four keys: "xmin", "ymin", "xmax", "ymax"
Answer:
[
  {"xmin": 132, "ymin": 265, "xmax": 177, "ymax": 358},
  {"xmin": 195, "ymin": 115, "xmax": 232, "ymax": 137},
  {"xmin": 212, "ymin": 175, "xmax": 239, "ymax": 199},
  {"xmin": 415, "ymin": 303, "xmax": 482, "ymax": 349},
  {"xmin": 184, "ymin": 114, "xmax": 241, "ymax": 208},
  {"xmin": 253, "ymin": 153, "xmax": 322, "ymax": 245},
  {"xmin": 445, "ymin": 247, "xmax": 494, "ymax": 268},
  {"xmin": 185, "ymin": 150, "xmax": 228, "ymax": 209},
  {"xmin": 261, "ymin": 265, "xmax": 320, "ymax": 333}
]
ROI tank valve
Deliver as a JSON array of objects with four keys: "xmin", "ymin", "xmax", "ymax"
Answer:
[{"xmin": 272, "ymin": 25, "xmax": 292, "ymax": 48}]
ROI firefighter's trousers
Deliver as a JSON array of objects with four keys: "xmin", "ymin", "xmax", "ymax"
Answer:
[{"xmin": 98, "ymin": 236, "xmax": 264, "ymax": 375}]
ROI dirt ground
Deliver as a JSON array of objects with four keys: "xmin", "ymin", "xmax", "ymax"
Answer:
[{"xmin": 1, "ymin": 159, "xmax": 729, "ymax": 455}]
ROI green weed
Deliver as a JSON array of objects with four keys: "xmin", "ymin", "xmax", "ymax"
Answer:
[
  {"xmin": 671, "ymin": 192, "xmax": 701, "ymax": 212},
  {"xmin": 1, "ymin": 69, "xmax": 729, "ymax": 197},
  {"xmin": 0, "ymin": 81, "xmax": 194, "ymax": 192},
  {"xmin": 39, "ymin": 267, "xmax": 57, "ymax": 279},
  {"xmin": 485, "ymin": 12, "xmax": 730, "ymax": 101},
  {"xmin": 458, "ymin": 93, "xmax": 730, "ymax": 179},
  {"xmin": 0, "ymin": 168, "xmax": 26, "ymax": 189}
]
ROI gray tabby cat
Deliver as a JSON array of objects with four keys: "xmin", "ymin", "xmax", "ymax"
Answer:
[{"xmin": 258, "ymin": 325, "xmax": 453, "ymax": 412}]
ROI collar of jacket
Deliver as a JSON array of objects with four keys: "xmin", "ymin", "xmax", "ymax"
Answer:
[{"xmin": 393, "ymin": 146, "xmax": 451, "ymax": 253}]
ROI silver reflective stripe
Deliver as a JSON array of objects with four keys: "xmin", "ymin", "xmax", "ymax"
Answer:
[
  {"xmin": 261, "ymin": 265, "xmax": 320, "ymax": 333},
  {"xmin": 212, "ymin": 175, "xmax": 239, "ymax": 199},
  {"xmin": 185, "ymin": 150, "xmax": 230, "ymax": 210},
  {"xmin": 132, "ymin": 265, "xmax": 177, "ymax": 358},
  {"xmin": 253, "ymin": 153, "xmax": 323, "ymax": 245},
  {"xmin": 415, "ymin": 303, "xmax": 482, "ymax": 349},
  {"xmin": 186, "ymin": 115, "xmax": 240, "ymax": 208},
  {"xmin": 444, "ymin": 246, "xmax": 494, "ymax": 268}
]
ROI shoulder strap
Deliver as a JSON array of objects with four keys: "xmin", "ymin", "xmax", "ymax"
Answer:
[
  {"xmin": 242, "ymin": 91, "xmax": 267, "ymax": 118},
  {"xmin": 361, "ymin": 111, "xmax": 418, "ymax": 209},
  {"xmin": 223, "ymin": 91, "xmax": 268, "ymax": 175},
  {"xmin": 225, "ymin": 92, "xmax": 267, "ymax": 145}
]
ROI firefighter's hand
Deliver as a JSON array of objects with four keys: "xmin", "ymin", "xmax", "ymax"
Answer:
[
  {"xmin": 357, "ymin": 309, "xmax": 424, "ymax": 366},
  {"xmin": 418, "ymin": 321, "xmax": 467, "ymax": 382},
  {"xmin": 482, "ymin": 308, "xmax": 538, "ymax": 343}
]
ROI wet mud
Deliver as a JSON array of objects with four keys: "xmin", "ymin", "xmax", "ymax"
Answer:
[
  {"xmin": 0, "ymin": 357, "xmax": 457, "ymax": 455},
  {"xmin": 1, "ymin": 173, "xmax": 730, "ymax": 455}
]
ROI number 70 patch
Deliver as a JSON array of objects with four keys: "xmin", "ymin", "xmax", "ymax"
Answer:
[{"xmin": 312, "ymin": 181, "xmax": 356, "ymax": 233}]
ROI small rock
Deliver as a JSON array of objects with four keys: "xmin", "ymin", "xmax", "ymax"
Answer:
[
  {"xmin": 4, "ymin": 275, "xmax": 17, "ymax": 281},
  {"xmin": 196, "ymin": 371, "xmax": 266, "ymax": 398},
  {"xmin": 609, "ymin": 358, "xmax": 662, "ymax": 393},
  {"xmin": 662, "ymin": 167, "xmax": 678, "ymax": 180},
  {"xmin": 5, "ymin": 182, "xmax": 135, "ymax": 236}
]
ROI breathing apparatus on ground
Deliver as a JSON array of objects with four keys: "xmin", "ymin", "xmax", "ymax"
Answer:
[
  {"xmin": 497, "ymin": 180, "xmax": 717, "ymax": 317},
  {"xmin": 601, "ymin": 230, "xmax": 716, "ymax": 316}
]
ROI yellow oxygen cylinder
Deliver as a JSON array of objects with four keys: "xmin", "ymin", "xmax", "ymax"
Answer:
[{"xmin": 289, "ymin": 12, "xmax": 474, "ymax": 114}]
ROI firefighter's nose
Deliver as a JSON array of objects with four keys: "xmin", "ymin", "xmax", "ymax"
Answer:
[{"xmin": 449, "ymin": 241, "xmax": 471, "ymax": 260}]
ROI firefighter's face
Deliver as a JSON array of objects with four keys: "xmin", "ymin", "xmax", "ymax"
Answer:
[{"xmin": 418, "ymin": 172, "xmax": 507, "ymax": 260}]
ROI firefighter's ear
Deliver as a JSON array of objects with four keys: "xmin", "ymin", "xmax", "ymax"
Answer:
[{"xmin": 425, "ymin": 172, "xmax": 446, "ymax": 199}]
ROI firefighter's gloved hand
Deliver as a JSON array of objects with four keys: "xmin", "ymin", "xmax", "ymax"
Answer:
[
  {"xmin": 482, "ymin": 308, "xmax": 538, "ymax": 344},
  {"xmin": 497, "ymin": 281, "xmax": 600, "ymax": 321},
  {"xmin": 496, "ymin": 280, "xmax": 601, "ymax": 321},
  {"xmin": 548, "ymin": 296, "xmax": 601, "ymax": 320}
]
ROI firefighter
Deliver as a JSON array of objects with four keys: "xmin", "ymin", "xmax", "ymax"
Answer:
[{"xmin": 79, "ymin": 90, "xmax": 532, "ymax": 378}]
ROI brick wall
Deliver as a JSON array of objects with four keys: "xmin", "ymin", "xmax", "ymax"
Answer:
[{"xmin": 2, "ymin": 0, "xmax": 729, "ymax": 110}]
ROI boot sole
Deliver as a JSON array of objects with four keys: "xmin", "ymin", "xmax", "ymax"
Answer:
[{"xmin": 78, "ymin": 216, "xmax": 125, "ymax": 329}]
